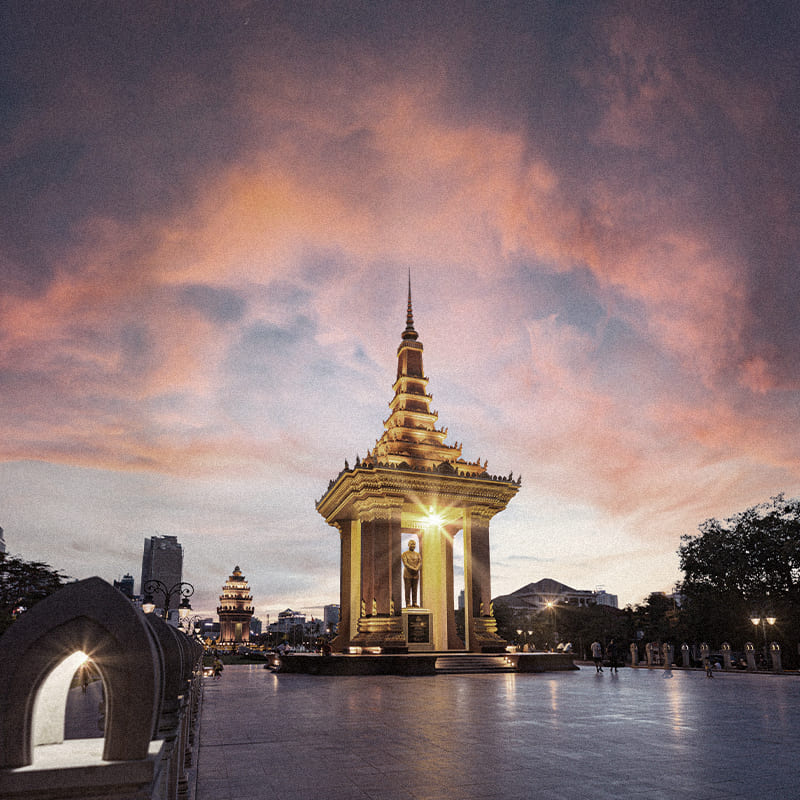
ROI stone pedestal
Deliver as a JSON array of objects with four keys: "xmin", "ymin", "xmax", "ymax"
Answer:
[
  {"xmin": 403, "ymin": 609, "xmax": 433, "ymax": 652},
  {"xmin": 769, "ymin": 642, "xmax": 782, "ymax": 673},
  {"xmin": 468, "ymin": 616, "xmax": 507, "ymax": 654},
  {"xmin": 351, "ymin": 614, "xmax": 407, "ymax": 653}
]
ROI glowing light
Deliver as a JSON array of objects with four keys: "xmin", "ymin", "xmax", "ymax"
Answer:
[
  {"xmin": 425, "ymin": 507, "xmax": 444, "ymax": 527},
  {"xmin": 766, "ymin": 617, "xmax": 776, "ymax": 626}
]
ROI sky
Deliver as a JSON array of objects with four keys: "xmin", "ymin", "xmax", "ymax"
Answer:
[{"xmin": 1, "ymin": 1, "xmax": 799, "ymax": 621}]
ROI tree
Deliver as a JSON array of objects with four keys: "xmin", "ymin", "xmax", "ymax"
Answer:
[
  {"xmin": 0, "ymin": 552, "xmax": 70, "ymax": 634},
  {"xmin": 678, "ymin": 494, "xmax": 800, "ymax": 664},
  {"xmin": 630, "ymin": 592, "xmax": 681, "ymax": 640},
  {"xmin": 493, "ymin": 599, "xmax": 629, "ymax": 658}
]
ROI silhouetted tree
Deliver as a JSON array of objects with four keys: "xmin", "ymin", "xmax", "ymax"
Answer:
[
  {"xmin": 0, "ymin": 552, "xmax": 70, "ymax": 634},
  {"xmin": 678, "ymin": 494, "xmax": 800, "ymax": 664}
]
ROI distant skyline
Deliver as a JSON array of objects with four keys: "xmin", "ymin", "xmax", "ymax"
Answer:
[{"xmin": 1, "ymin": 2, "xmax": 798, "ymax": 619}]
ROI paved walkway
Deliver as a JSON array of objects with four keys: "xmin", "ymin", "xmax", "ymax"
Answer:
[{"xmin": 194, "ymin": 664, "xmax": 800, "ymax": 800}]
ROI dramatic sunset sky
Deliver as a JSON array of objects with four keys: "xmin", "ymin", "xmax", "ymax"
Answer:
[{"xmin": 2, "ymin": 2, "xmax": 798, "ymax": 620}]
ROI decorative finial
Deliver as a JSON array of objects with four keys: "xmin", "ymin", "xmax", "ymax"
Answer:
[{"xmin": 402, "ymin": 269, "xmax": 418, "ymax": 341}]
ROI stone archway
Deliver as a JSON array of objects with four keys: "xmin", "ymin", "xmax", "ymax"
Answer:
[{"xmin": 0, "ymin": 577, "xmax": 162, "ymax": 768}]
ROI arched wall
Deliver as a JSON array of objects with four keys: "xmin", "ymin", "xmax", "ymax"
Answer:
[{"xmin": 0, "ymin": 577, "xmax": 162, "ymax": 768}]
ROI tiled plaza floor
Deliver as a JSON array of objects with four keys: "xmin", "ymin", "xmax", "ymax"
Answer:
[{"xmin": 194, "ymin": 664, "xmax": 800, "ymax": 800}]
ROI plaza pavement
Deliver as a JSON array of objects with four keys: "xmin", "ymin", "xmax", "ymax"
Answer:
[{"xmin": 193, "ymin": 663, "xmax": 800, "ymax": 800}]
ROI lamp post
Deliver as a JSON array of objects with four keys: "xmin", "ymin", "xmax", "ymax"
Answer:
[
  {"xmin": 750, "ymin": 615, "xmax": 776, "ymax": 665},
  {"xmin": 143, "ymin": 579, "xmax": 194, "ymax": 625},
  {"xmin": 546, "ymin": 601, "xmax": 558, "ymax": 648}
]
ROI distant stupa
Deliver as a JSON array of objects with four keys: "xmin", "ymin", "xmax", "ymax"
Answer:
[{"xmin": 217, "ymin": 566, "xmax": 254, "ymax": 643}]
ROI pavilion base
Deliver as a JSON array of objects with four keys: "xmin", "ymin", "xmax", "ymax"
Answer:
[
  {"xmin": 469, "ymin": 615, "xmax": 508, "ymax": 653},
  {"xmin": 349, "ymin": 615, "xmax": 409, "ymax": 654},
  {"xmin": 270, "ymin": 652, "xmax": 578, "ymax": 676}
]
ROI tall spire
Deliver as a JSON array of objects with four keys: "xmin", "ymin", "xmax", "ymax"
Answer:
[
  {"xmin": 360, "ymin": 274, "xmax": 488, "ymax": 476},
  {"xmin": 403, "ymin": 269, "xmax": 418, "ymax": 341}
]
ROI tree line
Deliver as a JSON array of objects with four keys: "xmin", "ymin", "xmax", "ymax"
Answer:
[{"xmin": 494, "ymin": 495, "xmax": 800, "ymax": 668}]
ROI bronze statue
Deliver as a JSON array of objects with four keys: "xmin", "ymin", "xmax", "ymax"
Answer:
[{"xmin": 401, "ymin": 539, "xmax": 422, "ymax": 607}]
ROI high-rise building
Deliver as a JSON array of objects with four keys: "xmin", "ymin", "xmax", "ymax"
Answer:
[
  {"xmin": 217, "ymin": 566, "xmax": 254, "ymax": 643},
  {"xmin": 140, "ymin": 535, "xmax": 183, "ymax": 616},
  {"xmin": 113, "ymin": 573, "xmax": 135, "ymax": 598},
  {"xmin": 0, "ymin": 526, "xmax": 6, "ymax": 555},
  {"xmin": 323, "ymin": 604, "xmax": 340, "ymax": 635}
]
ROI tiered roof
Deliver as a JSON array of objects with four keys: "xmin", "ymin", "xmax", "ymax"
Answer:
[
  {"xmin": 361, "ymin": 279, "xmax": 488, "ymax": 477},
  {"xmin": 217, "ymin": 565, "xmax": 254, "ymax": 615}
]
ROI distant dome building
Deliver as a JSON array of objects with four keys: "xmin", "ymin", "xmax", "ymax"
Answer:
[{"xmin": 217, "ymin": 566, "xmax": 254, "ymax": 643}]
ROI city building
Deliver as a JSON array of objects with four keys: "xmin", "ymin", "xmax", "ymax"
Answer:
[
  {"xmin": 269, "ymin": 609, "xmax": 306, "ymax": 635},
  {"xmin": 323, "ymin": 604, "xmax": 340, "ymax": 636},
  {"xmin": 494, "ymin": 578, "xmax": 620, "ymax": 610},
  {"xmin": 113, "ymin": 573, "xmax": 135, "ymax": 598},
  {"xmin": 595, "ymin": 589, "xmax": 619, "ymax": 608},
  {"xmin": 140, "ymin": 535, "xmax": 183, "ymax": 620},
  {"xmin": 217, "ymin": 566, "xmax": 254, "ymax": 643},
  {"xmin": 197, "ymin": 618, "xmax": 219, "ymax": 642},
  {"xmin": 316, "ymin": 280, "xmax": 520, "ymax": 653},
  {"xmin": 0, "ymin": 526, "xmax": 6, "ymax": 555}
]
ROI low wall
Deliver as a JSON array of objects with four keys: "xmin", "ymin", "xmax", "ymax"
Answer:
[
  {"xmin": 273, "ymin": 654, "xmax": 438, "ymax": 676},
  {"xmin": 0, "ymin": 577, "xmax": 204, "ymax": 800},
  {"xmin": 506, "ymin": 653, "xmax": 579, "ymax": 672}
]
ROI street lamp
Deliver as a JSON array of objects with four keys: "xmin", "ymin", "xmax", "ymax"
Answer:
[
  {"xmin": 143, "ymin": 579, "xmax": 194, "ymax": 623},
  {"xmin": 546, "ymin": 601, "xmax": 558, "ymax": 648},
  {"xmin": 750, "ymin": 615, "xmax": 776, "ymax": 664}
]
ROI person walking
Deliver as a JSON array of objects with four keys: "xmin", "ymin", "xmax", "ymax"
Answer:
[
  {"xmin": 591, "ymin": 639, "xmax": 604, "ymax": 672},
  {"xmin": 607, "ymin": 639, "xmax": 620, "ymax": 673}
]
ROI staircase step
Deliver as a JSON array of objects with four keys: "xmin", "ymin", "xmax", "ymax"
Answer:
[{"xmin": 435, "ymin": 655, "xmax": 516, "ymax": 674}]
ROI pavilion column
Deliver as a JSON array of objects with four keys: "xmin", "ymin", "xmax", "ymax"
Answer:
[
  {"xmin": 372, "ymin": 516, "xmax": 392, "ymax": 615},
  {"xmin": 389, "ymin": 507, "xmax": 403, "ymax": 616},
  {"xmin": 469, "ymin": 513, "xmax": 492, "ymax": 617},
  {"xmin": 333, "ymin": 518, "xmax": 360, "ymax": 651},
  {"xmin": 465, "ymin": 507, "xmax": 504, "ymax": 652},
  {"xmin": 359, "ymin": 504, "xmax": 404, "ymax": 617},
  {"xmin": 360, "ymin": 518, "xmax": 375, "ymax": 616},
  {"xmin": 350, "ymin": 501, "xmax": 407, "ymax": 651},
  {"xmin": 445, "ymin": 524, "xmax": 464, "ymax": 649}
]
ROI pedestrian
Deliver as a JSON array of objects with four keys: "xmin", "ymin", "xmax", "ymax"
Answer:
[
  {"xmin": 607, "ymin": 639, "xmax": 620, "ymax": 673},
  {"xmin": 212, "ymin": 657, "xmax": 223, "ymax": 680},
  {"xmin": 591, "ymin": 639, "xmax": 604, "ymax": 672}
]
